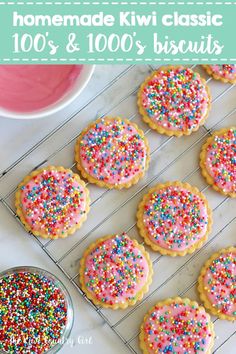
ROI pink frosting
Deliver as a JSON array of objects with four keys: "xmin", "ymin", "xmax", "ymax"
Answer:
[
  {"xmin": 205, "ymin": 128, "xmax": 236, "ymax": 194},
  {"xmin": 203, "ymin": 250, "xmax": 236, "ymax": 317},
  {"xmin": 83, "ymin": 233, "xmax": 149, "ymax": 305},
  {"xmin": 208, "ymin": 65, "xmax": 236, "ymax": 81},
  {"xmin": 140, "ymin": 67, "xmax": 209, "ymax": 132},
  {"xmin": 79, "ymin": 118, "xmax": 147, "ymax": 186},
  {"xmin": 142, "ymin": 300, "xmax": 213, "ymax": 353},
  {"xmin": 19, "ymin": 169, "xmax": 87, "ymax": 237},
  {"xmin": 142, "ymin": 185, "xmax": 209, "ymax": 251},
  {"xmin": 0, "ymin": 65, "xmax": 82, "ymax": 112}
]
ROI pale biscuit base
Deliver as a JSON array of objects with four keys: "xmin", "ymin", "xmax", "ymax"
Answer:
[
  {"xmin": 80, "ymin": 235, "xmax": 153, "ymax": 310},
  {"xmin": 75, "ymin": 117, "xmax": 150, "ymax": 189},
  {"xmin": 198, "ymin": 247, "xmax": 236, "ymax": 321},
  {"xmin": 15, "ymin": 166, "xmax": 90, "ymax": 239},
  {"xmin": 139, "ymin": 297, "xmax": 215, "ymax": 354},
  {"xmin": 137, "ymin": 181, "xmax": 213, "ymax": 257},
  {"xmin": 200, "ymin": 127, "xmax": 236, "ymax": 198},
  {"xmin": 137, "ymin": 65, "xmax": 211, "ymax": 137},
  {"xmin": 202, "ymin": 65, "xmax": 236, "ymax": 84}
]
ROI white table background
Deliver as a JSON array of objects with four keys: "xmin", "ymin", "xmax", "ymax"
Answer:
[{"xmin": 0, "ymin": 65, "xmax": 235, "ymax": 354}]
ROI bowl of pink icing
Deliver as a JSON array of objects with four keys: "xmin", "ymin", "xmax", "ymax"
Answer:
[{"xmin": 0, "ymin": 64, "xmax": 94, "ymax": 119}]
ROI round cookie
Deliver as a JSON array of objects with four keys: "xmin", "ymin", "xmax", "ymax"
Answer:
[
  {"xmin": 140, "ymin": 297, "xmax": 215, "ymax": 354},
  {"xmin": 15, "ymin": 166, "xmax": 90, "ymax": 239},
  {"xmin": 75, "ymin": 117, "xmax": 150, "ymax": 189},
  {"xmin": 80, "ymin": 233, "xmax": 153, "ymax": 309},
  {"xmin": 0, "ymin": 267, "xmax": 73, "ymax": 354},
  {"xmin": 198, "ymin": 247, "xmax": 236, "ymax": 321},
  {"xmin": 200, "ymin": 127, "xmax": 236, "ymax": 197},
  {"xmin": 137, "ymin": 181, "xmax": 212, "ymax": 256},
  {"xmin": 138, "ymin": 66, "xmax": 211, "ymax": 137},
  {"xmin": 203, "ymin": 64, "xmax": 236, "ymax": 84}
]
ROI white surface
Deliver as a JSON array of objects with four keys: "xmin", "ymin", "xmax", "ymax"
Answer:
[{"xmin": 0, "ymin": 65, "xmax": 235, "ymax": 354}]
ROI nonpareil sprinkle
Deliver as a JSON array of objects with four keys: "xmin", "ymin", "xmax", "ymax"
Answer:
[{"xmin": 0, "ymin": 271, "xmax": 68, "ymax": 354}]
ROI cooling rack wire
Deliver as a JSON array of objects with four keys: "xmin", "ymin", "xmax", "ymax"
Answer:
[{"xmin": 0, "ymin": 64, "xmax": 235, "ymax": 354}]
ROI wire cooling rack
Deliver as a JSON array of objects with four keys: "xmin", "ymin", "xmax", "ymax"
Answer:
[{"xmin": 0, "ymin": 64, "xmax": 235, "ymax": 354}]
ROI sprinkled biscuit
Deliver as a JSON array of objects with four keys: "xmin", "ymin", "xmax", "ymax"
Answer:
[
  {"xmin": 75, "ymin": 117, "xmax": 150, "ymax": 189},
  {"xmin": 140, "ymin": 297, "xmax": 214, "ymax": 354},
  {"xmin": 203, "ymin": 64, "xmax": 236, "ymax": 84},
  {"xmin": 0, "ymin": 268, "xmax": 72, "ymax": 354},
  {"xmin": 137, "ymin": 181, "xmax": 212, "ymax": 256},
  {"xmin": 15, "ymin": 166, "xmax": 90, "ymax": 239},
  {"xmin": 80, "ymin": 233, "xmax": 153, "ymax": 309},
  {"xmin": 200, "ymin": 127, "xmax": 236, "ymax": 197},
  {"xmin": 138, "ymin": 66, "xmax": 211, "ymax": 137},
  {"xmin": 198, "ymin": 247, "xmax": 236, "ymax": 321}
]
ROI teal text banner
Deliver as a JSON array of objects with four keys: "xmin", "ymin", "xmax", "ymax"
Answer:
[{"xmin": 0, "ymin": 1, "xmax": 235, "ymax": 63}]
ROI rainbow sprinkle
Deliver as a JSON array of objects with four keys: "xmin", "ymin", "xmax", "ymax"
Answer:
[
  {"xmin": 18, "ymin": 168, "xmax": 87, "ymax": 237},
  {"xmin": 142, "ymin": 185, "xmax": 209, "ymax": 251},
  {"xmin": 208, "ymin": 64, "xmax": 236, "ymax": 81},
  {"xmin": 79, "ymin": 118, "xmax": 147, "ymax": 186},
  {"xmin": 142, "ymin": 300, "xmax": 213, "ymax": 354},
  {"xmin": 205, "ymin": 128, "xmax": 236, "ymax": 195},
  {"xmin": 203, "ymin": 250, "xmax": 236, "ymax": 317},
  {"xmin": 0, "ymin": 271, "xmax": 68, "ymax": 353},
  {"xmin": 140, "ymin": 67, "xmax": 209, "ymax": 132},
  {"xmin": 83, "ymin": 233, "xmax": 149, "ymax": 306}
]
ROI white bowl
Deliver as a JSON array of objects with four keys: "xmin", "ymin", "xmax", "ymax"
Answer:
[{"xmin": 0, "ymin": 65, "xmax": 94, "ymax": 120}]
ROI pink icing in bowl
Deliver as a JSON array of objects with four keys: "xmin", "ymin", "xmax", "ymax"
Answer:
[{"xmin": 0, "ymin": 64, "xmax": 94, "ymax": 119}]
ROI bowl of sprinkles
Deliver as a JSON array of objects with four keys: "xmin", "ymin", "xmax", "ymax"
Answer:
[{"xmin": 0, "ymin": 266, "xmax": 74, "ymax": 354}]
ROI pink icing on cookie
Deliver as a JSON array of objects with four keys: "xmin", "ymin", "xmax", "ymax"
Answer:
[
  {"xmin": 203, "ymin": 250, "xmax": 236, "ymax": 317},
  {"xmin": 83, "ymin": 233, "xmax": 149, "ymax": 305},
  {"xmin": 208, "ymin": 65, "xmax": 236, "ymax": 82},
  {"xmin": 142, "ymin": 300, "xmax": 213, "ymax": 353},
  {"xmin": 205, "ymin": 128, "xmax": 236, "ymax": 194},
  {"xmin": 19, "ymin": 169, "xmax": 87, "ymax": 237},
  {"xmin": 142, "ymin": 185, "xmax": 209, "ymax": 251},
  {"xmin": 79, "ymin": 118, "xmax": 147, "ymax": 186},
  {"xmin": 140, "ymin": 67, "xmax": 209, "ymax": 132}
]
